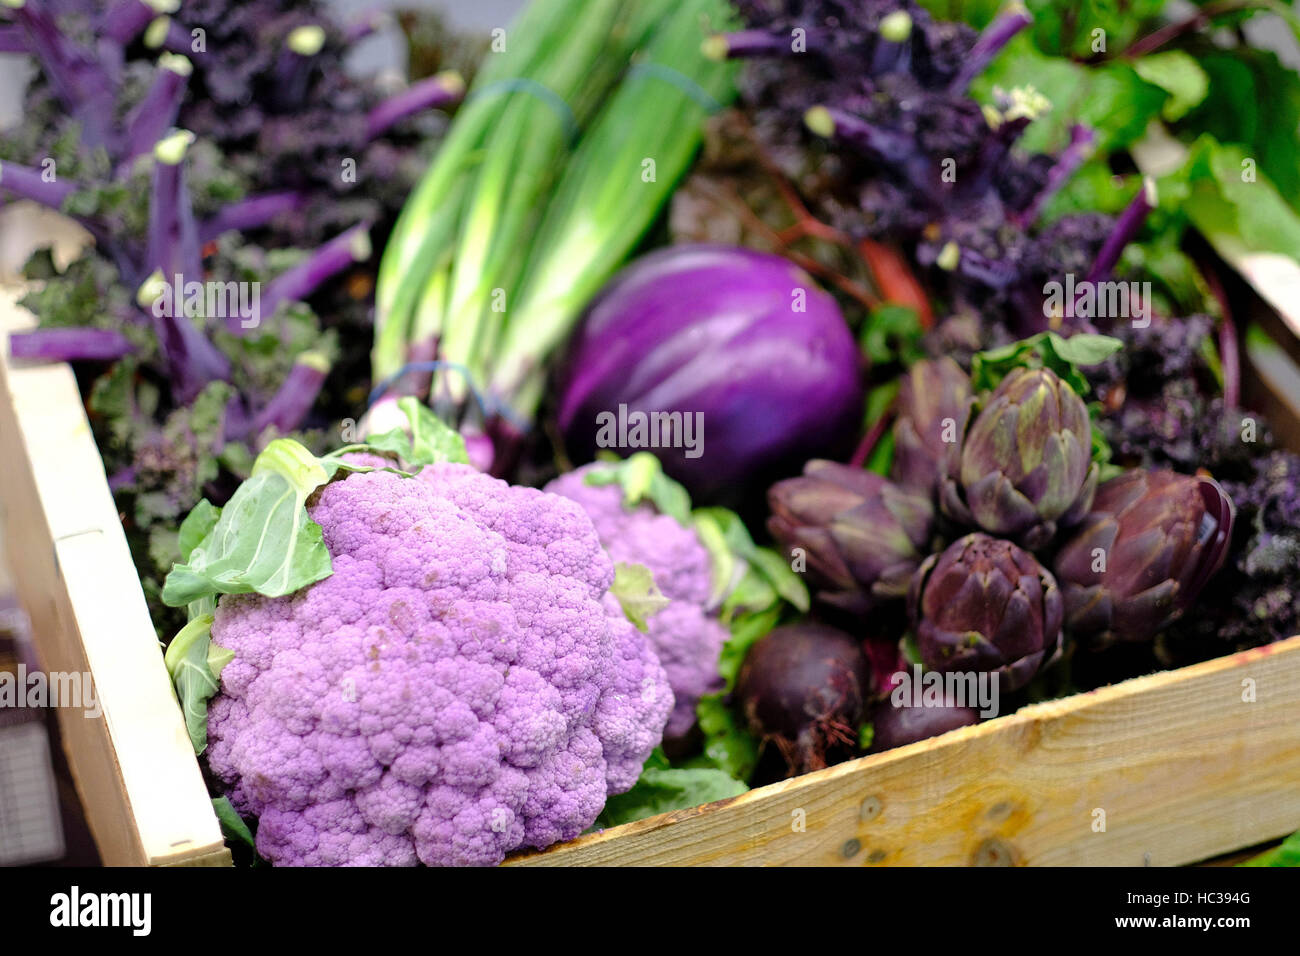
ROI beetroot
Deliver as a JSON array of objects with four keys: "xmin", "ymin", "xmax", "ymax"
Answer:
[
  {"xmin": 735, "ymin": 624, "xmax": 872, "ymax": 776},
  {"xmin": 867, "ymin": 697, "xmax": 981, "ymax": 753}
]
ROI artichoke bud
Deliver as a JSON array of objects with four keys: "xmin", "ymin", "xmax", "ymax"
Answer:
[
  {"xmin": 941, "ymin": 366, "xmax": 1096, "ymax": 550},
  {"xmin": 891, "ymin": 356, "xmax": 973, "ymax": 498},
  {"xmin": 1053, "ymin": 469, "xmax": 1235, "ymax": 647},
  {"xmin": 768, "ymin": 460, "xmax": 934, "ymax": 615},
  {"xmin": 908, "ymin": 532, "xmax": 1064, "ymax": 692}
]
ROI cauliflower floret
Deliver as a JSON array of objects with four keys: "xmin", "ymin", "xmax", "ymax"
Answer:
[
  {"xmin": 544, "ymin": 467, "xmax": 728, "ymax": 737},
  {"xmin": 206, "ymin": 464, "xmax": 673, "ymax": 867}
]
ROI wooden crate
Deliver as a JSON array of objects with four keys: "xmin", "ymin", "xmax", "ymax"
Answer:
[
  {"xmin": 2, "ymin": 283, "xmax": 1298, "ymax": 868},
  {"xmin": 0, "ymin": 287, "xmax": 228, "ymax": 866},
  {"xmin": 514, "ymin": 637, "xmax": 1300, "ymax": 866}
]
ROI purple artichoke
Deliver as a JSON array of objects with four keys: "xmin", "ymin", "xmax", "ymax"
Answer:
[
  {"xmin": 556, "ymin": 244, "xmax": 863, "ymax": 503},
  {"xmin": 1053, "ymin": 470, "xmax": 1235, "ymax": 647},
  {"xmin": 908, "ymin": 533, "xmax": 1064, "ymax": 691},
  {"xmin": 941, "ymin": 367, "xmax": 1096, "ymax": 549},
  {"xmin": 891, "ymin": 356, "xmax": 973, "ymax": 497},
  {"xmin": 767, "ymin": 461, "xmax": 934, "ymax": 614}
]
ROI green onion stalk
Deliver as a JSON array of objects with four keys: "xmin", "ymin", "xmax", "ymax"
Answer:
[
  {"xmin": 371, "ymin": 0, "xmax": 737, "ymax": 463},
  {"xmin": 489, "ymin": 0, "xmax": 738, "ymax": 421},
  {"xmin": 373, "ymin": 0, "xmax": 653, "ymax": 397}
]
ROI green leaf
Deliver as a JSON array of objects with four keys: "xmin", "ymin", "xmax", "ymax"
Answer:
[
  {"xmin": 969, "ymin": 331, "xmax": 1121, "ymax": 397},
  {"xmin": 1168, "ymin": 135, "xmax": 1300, "ymax": 264},
  {"xmin": 1049, "ymin": 332, "xmax": 1125, "ymax": 367},
  {"xmin": 610, "ymin": 562, "xmax": 670, "ymax": 632},
  {"xmin": 212, "ymin": 796, "xmax": 256, "ymax": 852},
  {"xmin": 177, "ymin": 500, "xmax": 221, "ymax": 563},
  {"xmin": 716, "ymin": 603, "xmax": 782, "ymax": 691},
  {"xmin": 358, "ymin": 397, "xmax": 468, "ymax": 468},
  {"xmin": 1133, "ymin": 50, "xmax": 1209, "ymax": 122},
  {"xmin": 973, "ymin": 34, "xmax": 1165, "ymax": 154},
  {"xmin": 745, "ymin": 547, "xmax": 809, "ymax": 614},
  {"xmin": 595, "ymin": 764, "xmax": 747, "ymax": 828},
  {"xmin": 581, "ymin": 452, "xmax": 693, "ymax": 526},
  {"xmin": 858, "ymin": 304, "xmax": 925, "ymax": 367},
  {"xmin": 696, "ymin": 691, "xmax": 760, "ymax": 782},
  {"xmin": 163, "ymin": 613, "xmax": 220, "ymax": 754},
  {"xmin": 161, "ymin": 439, "xmax": 335, "ymax": 607},
  {"xmin": 693, "ymin": 506, "xmax": 808, "ymax": 617},
  {"xmin": 1185, "ymin": 48, "xmax": 1300, "ymax": 211},
  {"xmin": 691, "ymin": 510, "xmax": 738, "ymax": 608},
  {"xmin": 719, "ymin": 565, "xmax": 777, "ymax": 621},
  {"xmin": 397, "ymin": 396, "xmax": 469, "ymax": 466},
  {"xmin": 857, "ymin": 722, "xmax": 875, "ymax": 751},
  {"xmin": 1240, "ymin": 828, "xmax": 1300, "ymax": 867}
]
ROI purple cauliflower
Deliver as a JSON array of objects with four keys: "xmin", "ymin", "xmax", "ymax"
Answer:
[
  {"xmin": 545, "ymin": 465, "xmax": 728, "ymax": 739},
  {"xmin": 205, "ymin": 463, "xmax": 672, "ymax": 866}
]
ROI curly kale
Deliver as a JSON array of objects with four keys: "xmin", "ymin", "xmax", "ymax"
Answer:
[{"xmin": 713, "ymin": 0, "xmax": 1115, "ymax": 327}]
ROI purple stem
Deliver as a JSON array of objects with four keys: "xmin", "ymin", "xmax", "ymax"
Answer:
[
  {"xmin": 120, "ymin": 55, "xmax": 191, "ymax": 168},
  {"xmin": 807, "ymin": 106, "xmax": 933, "ymax": 193},
  {"xmin": 271, "ymin": 27, "xmax": 326, "ymax": 112},
  {"xmin": 145, "ymin": 302, "xmax": 231, "ymax": 405},
  {"xmin": 0, "ymin": 159, "xmax": 77, "ymax": 210},
  {"xmin": 949, "ymin": 4, "xmax": 1033, "ymax": 94},
  {"xmin": 100, "ymin": 0, "xmax": 162, "ymax": 45},
  {"xmin": 365, "ymin": 72, "xmax": 465, "ymax": 141},
  {"xmin": 10, "ymin": 2, "xmax": 116, "ymax": 147},
  {"xmin": 142, "ymin": 134, "xmax": 231, "ymax": 400},
  {"xmin": 0, "ymin": 26, "xmax": 26, "ymax": 53},
  {"xmin": 1013, "ymin": 124, "xmax": 1096, "ymax": 228},
  {"xmin": 146, "ymin": 133, "xmax": 203, "ymax": 284},
  {"xmin": 847, "ymin": 401, "xmax": 895, "ymax": 470},
  {"xmin": 1199, "ymin": 260, "xmax": 1241, "ymax": 410},
  {"xmin": 705, "ymin": 29, "xmax": 799, "ymax": 59},
  {"xmin": 1083, "ymin": 177, "xmax": 1157, "ymax": 287},
  {"xmin": 254, "ymin": 223, "xmax": 372, "ymax": 328},
  {"xmin": 198, "ymin": 191, "xmax": 307, "ymax": 243},
  {"xmin": 964, "ymin": 114, "xmax": 1033, "ymax": 197},
  {"xmin": 8, "ymin": 327, "xmax": 136, "ymax": 362},
  {"xmin": 343, "ymin": 8, "xmax": 392, "ymax": 45},
  {"xmin": 248, "ymin": 354, "xmax": 330, "ymax": 437}
]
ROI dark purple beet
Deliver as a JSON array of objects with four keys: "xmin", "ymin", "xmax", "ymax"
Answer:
[
  {"xmin": 867, "ymin": 697, "xmax": 981, "ymax": 753},
  {"xmin": 735, "ymin": 624, "xmax": 872, "ymax": 776}
]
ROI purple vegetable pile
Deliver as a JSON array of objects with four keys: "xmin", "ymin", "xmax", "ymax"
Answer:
[{"xmin": 5, "ymin": 0, "xmax": 1299, "ymax": 868}]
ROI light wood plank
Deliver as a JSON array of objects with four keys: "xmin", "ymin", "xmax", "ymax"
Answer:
[
  {"xmin": 0, "ymin": 287, "xmax": 228, "ymax": 866},
  {"xmin": 513, "ymin": 637, "xmax": 1300, "ymax": 866}
]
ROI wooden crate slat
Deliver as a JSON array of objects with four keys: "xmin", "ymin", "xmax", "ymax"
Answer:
[
  {"xmin": 512, "ymin": 637, "xmax": 1300, "ymax": 866},
  {"xmin": 0, "ymin": 289, "xmax": 228, "ymax": 866}
]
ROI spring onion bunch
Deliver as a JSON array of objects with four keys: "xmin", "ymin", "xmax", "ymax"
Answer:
[{"xmin": 372, "ymin": 0, "xmax": 737, "ymax": 448}]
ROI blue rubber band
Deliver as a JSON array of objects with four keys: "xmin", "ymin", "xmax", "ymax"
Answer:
[
  {"xmin": 626, "ymin": 62, "xmax": 724, "ymax": 113},
  {"xmin": 466, "ymin": 77, "xmax": 580, "ymax": 140}
]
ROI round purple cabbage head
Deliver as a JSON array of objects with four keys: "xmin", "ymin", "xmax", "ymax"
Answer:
[
  {"xmin": 556, "ymin": 244, "xmax": 863, "ymax": 503},
  {"xmin": 908, "ymin": 532, "xmax": 1064, "ymax": 692},
  {"xmin": 205, "ymin": 464, "xmax": 672, "ymax": 867},
  {"xmin": 545, "ymin": 465, "xmax": 727, "ymax": 738},
  {"xmin": 1053, "ymin": 469, "xmax": 1234, "ymax": 647}
]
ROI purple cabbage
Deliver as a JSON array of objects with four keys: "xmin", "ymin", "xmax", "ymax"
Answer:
[{"xmin": 557, "ymin": 244, "xmax": 864, "ymax": 502}]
